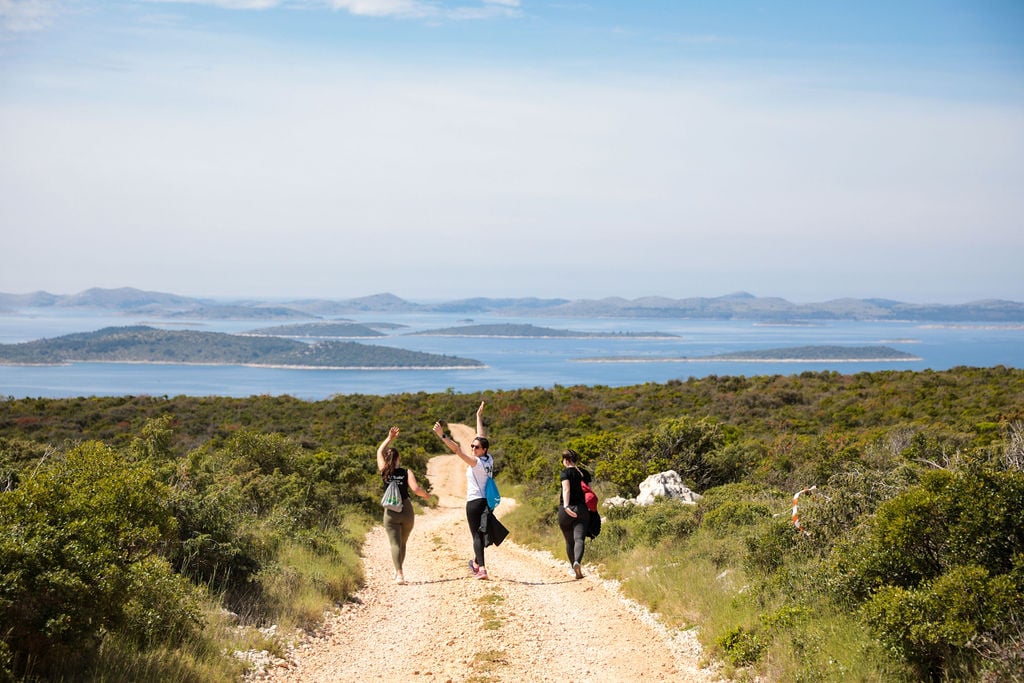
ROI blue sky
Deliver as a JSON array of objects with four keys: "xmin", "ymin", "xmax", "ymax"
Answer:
[{"xmin": 2, "ymin": 1, "xmax": 1022, "ymax": 303}]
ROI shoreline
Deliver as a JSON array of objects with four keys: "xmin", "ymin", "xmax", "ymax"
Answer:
[
  {"xmin": 0, "ymin": 359, "xmax": 488, "ymax": 371},
  {"xmin": 575, "ymin": 356, "xmax": 923, "ymax": 364}
]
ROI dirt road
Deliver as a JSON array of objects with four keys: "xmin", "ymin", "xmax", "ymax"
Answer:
[{"xmin": 250, "ymin": 424, "xmax": 720, "ymax": 682}]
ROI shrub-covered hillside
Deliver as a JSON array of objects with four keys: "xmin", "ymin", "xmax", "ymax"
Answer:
[{"xmin": 1, "ymin": 366, "xmax": 1022, "ymax": 681}]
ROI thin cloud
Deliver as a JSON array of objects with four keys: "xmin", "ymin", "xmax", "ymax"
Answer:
[
  {"xmin": 142, "ymin": 0, "xmax": 282, "ymax": 8},
  {"xmin": 0, "ymin": 0, "xmax": 62, "ymax": 32},
  {"xmin": 331, "ymin": 0, "xmax": 520, "ymax": 20}
]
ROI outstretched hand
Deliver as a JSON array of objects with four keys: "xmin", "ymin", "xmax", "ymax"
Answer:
[
  {"xmin": 477, "ymin": 401, "xmax": 486, "ymax": 419},
  {"xmin": 388, "ymin": 426, "xmax": 400, "ymax": 440}
]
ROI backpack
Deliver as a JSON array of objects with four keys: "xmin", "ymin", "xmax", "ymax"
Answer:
[
  {"xmin": 575, "ymin": 466, "xmax": 598, "ymax": 512},
  {"xmin": 581, "ymin": 480, "xmax": 598, "ymax": 513},
  {"xmin": 576, "ymin": 468, "xmax": 601, "ymax": 538}
]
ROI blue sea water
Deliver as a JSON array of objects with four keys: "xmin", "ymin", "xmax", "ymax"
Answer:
[{"xmin": 0, "ymin": 310, "xmax": 1021, "ymax": 400}]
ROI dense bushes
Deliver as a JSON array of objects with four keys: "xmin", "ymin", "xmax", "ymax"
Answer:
[
  {"xmin": 1, "ymin": 367, "xmax": 1022, "ymax": 681},
  {"xmin": 0, "ymin": 441, "xmax": 202, "ymax": 677},
  {"xmin": 0, "ymin": 419, "xmax": 377, "ymax": 680},
  {"xmin": 825, "ymin": 463, "xmax": 1024, "ymax": 680}
]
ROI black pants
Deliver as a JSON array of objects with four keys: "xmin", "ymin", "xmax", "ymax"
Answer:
[
  {"xmin": 558, "ymin": 506, "xmax": 590, "ymax": 565},
  {"xmin": 466, "ymin": 497, "xmax": 489, "ymax": 567}
]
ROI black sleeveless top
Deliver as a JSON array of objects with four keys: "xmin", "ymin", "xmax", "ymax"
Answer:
[{"xmin": 384, "ymin": 467, "xmax": 410, "ymax": 500}]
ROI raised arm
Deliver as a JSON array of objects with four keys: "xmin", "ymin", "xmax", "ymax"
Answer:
[
  {"xmin": 476, "ymin": 401, "xmax": 486, "ymax": 437},
  {"xmin": 433, "ymin": 421, "xmax": 476, "ymax": 466},
  {"xmin": 376, "ymin": 426, "xmax": 400, "ymax": 472}
]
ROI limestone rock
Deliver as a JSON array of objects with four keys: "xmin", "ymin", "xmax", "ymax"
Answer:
[{"xmin": 634, "ymin": 470, "xmax": 701, "ymax": 506}]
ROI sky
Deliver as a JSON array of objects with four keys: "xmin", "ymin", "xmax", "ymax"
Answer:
[{"xmin": 1, "ymin": 1, "xmax": 1023, "ymax": 304}]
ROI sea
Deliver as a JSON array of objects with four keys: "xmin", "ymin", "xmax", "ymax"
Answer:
[{"xmin": 1, "ymin": 309, "xmax": 1022, "ymax": 400}]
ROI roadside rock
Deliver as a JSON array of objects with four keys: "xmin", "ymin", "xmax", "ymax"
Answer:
[{"xmin": 606, "ymin": 470, "xmax": 702, "ymax": 507}]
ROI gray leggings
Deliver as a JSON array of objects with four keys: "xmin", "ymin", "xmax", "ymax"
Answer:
[
  {"xmin": 383, "ymin": 500, "xmax": 415, "ymax": 571},
  {"xmin": 558, "ymin": 506, "xmax": 589, "ymax": 565}
]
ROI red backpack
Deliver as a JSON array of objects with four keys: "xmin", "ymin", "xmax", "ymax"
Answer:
[{"xmin": 580, "ymin": 477, "xmax": 598, "ymax": 512}]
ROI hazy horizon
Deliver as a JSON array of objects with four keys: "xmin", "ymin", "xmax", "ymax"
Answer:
[
  {"xmin": 2, "ymin": 2, "xmax": 1022, "ymax": 304},
  {"xmin": 3, "ymin": 284, "xmax": 1023, "ymax": 308}
]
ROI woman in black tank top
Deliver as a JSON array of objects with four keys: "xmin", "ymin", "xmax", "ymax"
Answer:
[{"xmin": 377, "ymin": 426, "xmax": 431, "ymax": 584}]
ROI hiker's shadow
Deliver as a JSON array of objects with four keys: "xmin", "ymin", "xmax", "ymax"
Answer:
[
  {"xmin": 405, "ymin": 576, "xmax": 472, "ymax": 585},
  {"xmin": 406, "ymin": 576, "xmax": 578, "ymax": 586},
  {"xmin": 498, "ymin": 577, "xmax": 578, "ymax": 586}
]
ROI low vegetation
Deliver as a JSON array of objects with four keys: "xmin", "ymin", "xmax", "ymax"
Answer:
[{"xmin": 1, "ymin": 366, "xmax": 1022, "ymax": 681}]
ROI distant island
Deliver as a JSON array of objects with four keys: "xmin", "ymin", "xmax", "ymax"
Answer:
[
  {"xmin": 576, "ymin": 345, "xmax": 922, "ymax": 363},
  {"xmin": 409, "ymin": 323, "xmax": 678, "ymax": 338},
  {"xmin": 0, "ymin": 326, "xmax": 483, "ymax": 369},
  {"xmin": 1, "ymin": 287, "xmax": 1023, "ymax": 322},
  {"xmin": 245, "ymin": 322, "xmax": 398, "ymax": 338}
]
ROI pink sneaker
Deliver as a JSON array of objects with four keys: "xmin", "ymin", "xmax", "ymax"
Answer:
[{"xmin": 474, "ymin": 567, "xmax": 488, "ymax": 580}]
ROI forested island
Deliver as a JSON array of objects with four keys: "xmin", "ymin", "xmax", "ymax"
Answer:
[
  {"xmin": 708, "ymin": 345, "xmax": 920, "ymax": 360},
  {"xmin": 410, "ymin": 322, "xmax": 677, "ymax": 338},
  {"xmin": 578, "ymin": 344, "xmax": 921, "ymax": 363},
  {"xmin": 0, "ymin": 326, "xmax": 482, "ymax": 368}
]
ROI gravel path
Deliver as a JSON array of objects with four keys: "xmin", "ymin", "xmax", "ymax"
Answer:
[{"xmin": 248, "ymin": 424, "xmax": 722, "ymax": 683}]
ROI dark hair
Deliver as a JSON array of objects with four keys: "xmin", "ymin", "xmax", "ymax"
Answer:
[
  {"xmin": 474, "ymin": 436, "xmax": 490, "ymax": 451},
  {"xmin": 382, "ymin": 446, "xmax": 400, "ymax": 481},
  {"xmin": 562, "ymin": 448, "xmax": 580, "ymax": 464}
]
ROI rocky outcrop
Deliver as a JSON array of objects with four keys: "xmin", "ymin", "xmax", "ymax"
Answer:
[{"xmin": 605, "ymin": 470, "xmax": 702, "ymax": 507}]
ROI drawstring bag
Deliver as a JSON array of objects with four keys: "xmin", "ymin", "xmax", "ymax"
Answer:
[
  {"xmin": 381, "ymin": 479, "xmax": 403, "ymax": 512},
  {"xmin": 485, "ymin": 476, "xmax": 501, "ymax": 510}
]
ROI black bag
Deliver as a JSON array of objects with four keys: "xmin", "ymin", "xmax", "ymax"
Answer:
[{"xmin": 586, "ymin": 510, "xmax": 601, "ymax": 539}]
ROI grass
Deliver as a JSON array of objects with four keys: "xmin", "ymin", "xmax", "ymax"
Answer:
[
  {"xmin": 477, "ymin": 586, "xmax": 506, "ymax": 631},
  {"xmin": 507, "ymin": 491, "xmax": 912, "ymax": 682},
  {"xmin": 257, "ymin": 536, "xmax": 362, "ymax": 631},
  {"xmin": 82, "ymin": 601, "xmax": 274, "ymax": 683},
  {"xmin": 81, "ymin": 517, "xmax": 370, "ymax": 682}
]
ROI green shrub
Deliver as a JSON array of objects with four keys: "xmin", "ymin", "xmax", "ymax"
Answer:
[
  {"xmin": 825, "ymin": 462, "xmax": 1024, "ymax": 677},
  {"xmin": 702, "ymin": 500, "xmax": 773, "ymax": 535},
  {"xmin": 0, "ymin": 441, "xmax": 186, "ymax": 676},
  {"xmin": 744, "ymin": 518, "xmax": 801, "ymax": 576},
  {"xmin": 595, "ymin": 416, "xmax": 724, "ymax": 494},
  {"xmin": 716, "ymin": 625, "xmax": 765, "ymax": 666},
  {"xmin": 597, "ymin": 500, "xmax": 698, "ymax": 551}
]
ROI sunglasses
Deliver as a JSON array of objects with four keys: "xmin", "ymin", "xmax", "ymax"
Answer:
[{"xmin": 471, "ymin": 444, "xmax": 484, "ymax": 450}]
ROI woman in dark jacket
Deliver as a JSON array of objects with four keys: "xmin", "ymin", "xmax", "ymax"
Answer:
[
  {"xmin": 377, "ymin": 426, "xmax": 431, "ymax": 584},
  {"xmin": 557, "ymin": 448, "xmax": 591, "ymax": 579}
]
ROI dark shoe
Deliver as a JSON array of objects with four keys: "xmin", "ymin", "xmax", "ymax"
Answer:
[
  {"xmin": 468, "ymin": 559, "xmax": 480, "ymax": 575},
  {"xmin": 573, "ymin": 561, "xmax": 583, "ymax": 579}
]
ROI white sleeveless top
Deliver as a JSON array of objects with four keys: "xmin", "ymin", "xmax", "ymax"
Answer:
[{"xmin": 465, "ymin": 453, "xmax": 493, "ymax": 502}]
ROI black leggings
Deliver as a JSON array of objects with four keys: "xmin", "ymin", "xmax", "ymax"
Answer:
[
  {"xmin": 558, "ymin": 506, "xmax": 589, "ymax": 565},
  {"xmin": 466, "ymin": 497, "xmax": 489, "ymax": 567}
]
